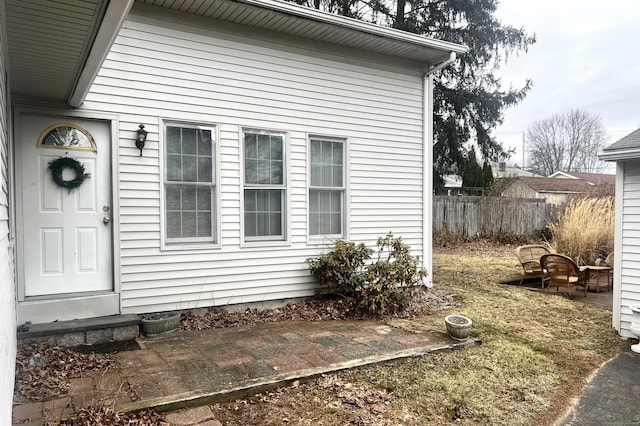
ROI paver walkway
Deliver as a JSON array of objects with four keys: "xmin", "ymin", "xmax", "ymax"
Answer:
[{"xmin": 13, "ymin": 319, "xmax": 474, "ymax": 425}]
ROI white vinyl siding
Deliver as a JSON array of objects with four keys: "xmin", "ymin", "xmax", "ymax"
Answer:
[
  {"xmin": 81, "ymin": 10, "xmax": 427, "ymax": 314},
  {"xmin": 0, "ymin": 27, "xmax": 16, "ymax": 424},
  {"xmin": 162, "ymin": 122, "xmax": 217, "ymax": 246},
  {"xmin": 309, "ymin": 136, "xmax": 345, "ymax": 237},
  {"xmin": 617, "ymin": 161, "xmax": 640, "ymax": 337}
]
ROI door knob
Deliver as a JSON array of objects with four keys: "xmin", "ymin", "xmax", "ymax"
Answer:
[{"xmin": 103, "ymin": 216, "xmax": 111, "ymax": 224}]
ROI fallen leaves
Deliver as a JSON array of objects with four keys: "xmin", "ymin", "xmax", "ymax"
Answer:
[
  {"xmin": 180, "ymin": 288, "xmax": 459, "ymax": 332},
  {"xmin": 14, "ymin": 341, "xmax": 114, "ymax": 404},
  {"xmin": 47, "ymin": 406, "xmax": 165, "ymax": 426},
  {"xmin": 316, "ymin": 374, "xmax": 390, "ymax": 409},
  {"xmin": 214, "ymin": 373, "xmax": 423, "ymax": 426}
]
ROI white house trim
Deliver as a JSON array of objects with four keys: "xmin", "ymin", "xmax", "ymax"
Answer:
[
  {"xmin": 234, "ymin": 0, "xmax": 464, "ymax": 53},
  {"xmin": 423, "ymin": 73, "xmax": 434, "ymax": 287},
  {"xmin": 158, "ymin": 119, "xmax": 222, "ymax": 251},
  {"xmin": 132, "ymin": 0, "xmax": 467, "ymax": 66},
  {"xmin": 613, "ymin": 161, "xmax": 624, "ymax": 334},
  {"xmin": 306, "ymin": 133, "xmax": 349, "ymax": 244},
  {"xmin": 548, "ymin": 171, "xmax": 579, "ymax": 179},
  {"xmin": 69, "ymin": 0, "xmax": 136, "ymax": 107},
  {"xmin": 239, "ymin": 126, "xmax": 292, "ymax": 248},
  {"xmin": 600, "ymin": 149, "xmax": 640, "ymax": 162}
]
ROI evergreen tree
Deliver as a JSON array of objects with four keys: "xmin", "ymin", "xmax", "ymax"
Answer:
[
  {"xmin": 288, "ymin": 0, "xmax": 535, "ymax": 191},
  {"xmin": 461, "ymin": 148, "xmax": 484, "ymax": 189},
  {"xmin": 482, "ymin": 161, "xmax": 494, "ymax": 189}
]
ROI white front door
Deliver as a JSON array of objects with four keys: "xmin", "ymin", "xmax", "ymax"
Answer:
[{"xmin": 19, "ymin": 115, "xmax": 112, "ymax": 297}]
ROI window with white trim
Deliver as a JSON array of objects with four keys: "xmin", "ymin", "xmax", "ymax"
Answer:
[
  {"xmin": 243, "ymin": 130, "xmax": 287, "ymax": 241},
  {"xmin": 164, "ymin": 123, "xmax": 216, "ymax": 244},
  {"xmin": 309, "ymin": 136, "xmax": 345, "ymax": 237}
]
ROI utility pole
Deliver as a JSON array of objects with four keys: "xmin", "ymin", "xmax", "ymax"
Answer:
[{"xmin": 522, "ymin": 132, "xmax": 525, "ymax": 171}]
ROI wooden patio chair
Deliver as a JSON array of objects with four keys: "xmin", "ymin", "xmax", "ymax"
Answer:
[
  {"xmin": 540, "ymin": 254, "xmax": 589, "ymax": 297},
  {"xmin": 515, "ymin": 245, "xmax": 551, "ymax": 287}
]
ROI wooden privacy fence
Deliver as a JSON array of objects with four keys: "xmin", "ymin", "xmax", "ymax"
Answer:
[{"xmin": 433, "ymin": 196, "xmax": 555, "ymax": 237}]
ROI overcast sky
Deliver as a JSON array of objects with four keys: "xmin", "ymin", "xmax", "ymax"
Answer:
[{"xmin": 493, "ymin": 0, "xmax": 640, "ymax": 168}]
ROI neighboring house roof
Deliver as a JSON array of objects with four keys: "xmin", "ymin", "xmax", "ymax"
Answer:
[
  {"xmin": 512, "ymin": 177, "xmax": 598, "ymax": 194},
  {"xmin": 548, "ymin": 171, "xmax": 577, "ymax": 179},
  {"xmin": 548, "ymin": 171, "xmax": 615, "ymax": 186},
  {"xmin": 4, "ymin": 0, "xmax": 467, "ymax": 107},
  {"xmin": 600, "ymin": 128, "xmax": 640, "ymax": 161},
  {"xmin": 567, "ymin": 172, "xmax": 615, "ymax": 185}
]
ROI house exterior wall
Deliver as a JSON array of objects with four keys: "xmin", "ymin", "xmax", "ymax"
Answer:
[
  {"xmin": 81, "ymin": 9, "xmax": 428, "ymax": 314},
  {"xmin": 538, "ymin": 193, "xmax": 571, "ymax": 206},
  {"xmin": 502, "ymin": 180, "xmax": 540, "ymax": 199},
  {"xmin": 0, "ymin": 8, "xmax": 17, "ymax": 422},
  {"xmin": 502, "ymin": 181, "xmax": 571, "ymax": 206},
  {"xmin": 615, "ymin": 160, "xmax": 640, "ymax": 338}
]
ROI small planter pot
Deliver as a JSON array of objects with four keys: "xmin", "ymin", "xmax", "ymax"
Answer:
[
  {"xmin": 629, "ymin": 305, "xmax": 640, "ymax": 353},
  {"xmin": 444, "ymin": 314, "xmax": 473, "ymax": 341},
  {"xmin": 140, "ymin": 311, "xmax": 180, "ymax": 337}
]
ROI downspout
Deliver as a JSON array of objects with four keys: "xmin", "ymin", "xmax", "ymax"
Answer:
[{"xmin": 422, "ymin": 52, "xmax": 456, "ymax": 287}]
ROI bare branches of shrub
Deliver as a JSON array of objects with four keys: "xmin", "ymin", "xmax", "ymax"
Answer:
[{"xmin": 306, "ymin": 232, "xmax": 428, "ymax": 315}]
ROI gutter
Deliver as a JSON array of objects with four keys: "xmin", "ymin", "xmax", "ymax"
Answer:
[
  {"xmin": 599, "ymin": 148, "xmax": 640, "ymax": 162},
  {"xmin": 422, "ymin": 51, "xmax": 458, "ymax": 287},
  {"xmin": 237, "ymin": 0, "xmax": 467, "ymax": 56},
  {"xmin": 425, "ymin": 52, "xmax": 457, "ymax": 76}
]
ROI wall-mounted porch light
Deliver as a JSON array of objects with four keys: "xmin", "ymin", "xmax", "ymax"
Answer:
[{"xmin": 136, "ymin": 124, "xmax": 148, "ymax": 156}]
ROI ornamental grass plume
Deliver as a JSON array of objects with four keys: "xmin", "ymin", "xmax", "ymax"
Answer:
[{"xmin": 548, "ymin": 196, "xmax": 614, "ymax": 265}]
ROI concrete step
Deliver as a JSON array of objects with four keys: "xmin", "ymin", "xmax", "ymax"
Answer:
[{"xmin": 17, "ymin": 314, "xmax": 141, "ymax": 346}]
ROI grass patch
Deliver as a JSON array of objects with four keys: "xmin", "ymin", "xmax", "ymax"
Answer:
[
  {"xmin": 359, "ymin": 337, "xmax": 562, "ymax": 424},
  {"xmin": 214, "ymin": 242, "xmax": 625, "ymax": 425}
]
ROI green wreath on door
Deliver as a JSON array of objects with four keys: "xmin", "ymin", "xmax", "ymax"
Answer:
[{"xmin": 48, "ymin": 157, "xmax": 91, "ymax": 192}]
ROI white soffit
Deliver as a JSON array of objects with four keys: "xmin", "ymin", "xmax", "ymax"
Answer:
[
  {"xmin": 135, "ymin": 0, "xmax": 467, "ymax": 64},
  {"xmin": 5, "ymin": 0, "xmax": 109, "ymax": 103}
]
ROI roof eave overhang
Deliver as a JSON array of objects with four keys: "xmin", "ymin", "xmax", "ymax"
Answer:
[
  {"xmin": 539, "ymin": 191, "xmax": 582, "ymax": 195},
  {"xmin": 236, "ymin": 0, "xmax": 468, "ymax": 58},
  {"xmin": 599, "ymin": 148, "xmax": 640, "ymax": 162},
  {"xmin": 548, "ymin": 171, "xmax": 578, "ymax": 179},
  {"xmin": 68, "ymin": 0, "xmax": 135, "ymax": 107},
  {"xmin": 68, "ymin": 0, "xmax": 467, "ymax": 108}
]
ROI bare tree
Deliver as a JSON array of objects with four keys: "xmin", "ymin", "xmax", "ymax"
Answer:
[{"xmin": 526, "ymin": 109, "xmax": 607, "ymax": 175}]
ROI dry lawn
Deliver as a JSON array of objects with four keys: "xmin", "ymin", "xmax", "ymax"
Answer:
[{"xmin": 214, "ymin": 241, "xmax": 625, "ymax": 426}]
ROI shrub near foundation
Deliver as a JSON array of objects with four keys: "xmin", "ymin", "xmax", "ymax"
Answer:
[
  {"xmin": 306, "ymin": 239, "xmax": 372, "ymax": 296},
  {"xmin": 306, "ymin": 232, "xmax": 428, "ymax": 315},
  {"xmin": 548, "ymin": 197, "xmax": 614, "ymax": 265}
]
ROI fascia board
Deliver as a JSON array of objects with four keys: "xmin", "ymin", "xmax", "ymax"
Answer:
[
  {"xmin": 599, "ymin": 148, "xmax": 640, "ymax": 162},
  {"xmin": 68, "ymin": 0, "xmax": 135, "ymax": 107}
]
